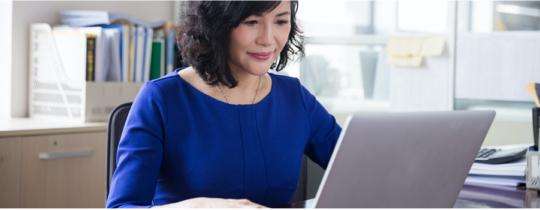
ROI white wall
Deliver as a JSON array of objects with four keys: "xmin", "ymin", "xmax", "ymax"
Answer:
[
  {"xmin": 11, "ymin": 1, "xmax": 175, "ymax": 117},
  {"xmin": 456, "ymin": 33, "xmax": 540, "ymax": 102},
  {"xmin": 0, "ymin": 0, "xmax": 12, "ymax": 119},
  {"xmin": 389, "ymin": 51, "xmax": 453, "ymax": 111}
]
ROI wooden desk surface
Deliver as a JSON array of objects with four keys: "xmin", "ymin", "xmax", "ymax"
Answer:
[
  {"xmin": 0, "ymin": 118, "xmax": 107, "ymax": 137},
  {"xmin": 456, "ymin": 184, "xmax": 539, "ymax": 208}
]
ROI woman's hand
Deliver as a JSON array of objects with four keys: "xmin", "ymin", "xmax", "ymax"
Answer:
[{"xmin": 154, "ymin": 197, "xmax": 267, "ymax": 208}]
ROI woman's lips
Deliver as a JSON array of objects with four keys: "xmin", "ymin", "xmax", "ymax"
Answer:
[{"xmin": 248, "ymin": 52, "xmax": 273, "ymax": 61}]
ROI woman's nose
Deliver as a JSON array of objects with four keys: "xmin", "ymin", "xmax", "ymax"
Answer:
[{"xmin": 255, "ymin": 23, "xmax": 273, "ymax": 47}]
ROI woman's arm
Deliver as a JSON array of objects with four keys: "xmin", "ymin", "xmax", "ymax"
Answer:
[
  {"xmin": 298, "ymin": 80, "xmax": 342, "ymax": 169},
  {"xmin": 106, "ymin": 82, "xmax": 166, "ymax": 208}
]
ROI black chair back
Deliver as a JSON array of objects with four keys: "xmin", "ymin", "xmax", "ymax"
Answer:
[
  {"xmin": 106, "ymin": 102, "xmax": 307, "ymax": 202},
  {"xmin": 106, "ymin": 102, "xmax": 132, "ymax": 196}
]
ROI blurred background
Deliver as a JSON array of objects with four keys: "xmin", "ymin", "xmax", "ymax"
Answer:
[{"xmin": 1, "ymin": 0, "xmax": 540, "ymax": 207}]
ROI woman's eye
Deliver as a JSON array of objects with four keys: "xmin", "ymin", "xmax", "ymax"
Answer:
[
  {"xmin": 276, "ymin": 20, "xmax": 290, "ymax": 25},
  {"xmin": 243, "ymin": 20, "xmax": 258, "ymax": 25}
]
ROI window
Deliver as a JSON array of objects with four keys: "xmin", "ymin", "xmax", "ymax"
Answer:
[
  {"xmin": 397, "ymin": 0, "xmax": 448, "ymax": 33},
  {"xmin": 284, "ymin": 1, "xmax": 395, "ymax": 113},
  {"xmin": 287, "ymin": 0, "xmax": 450, "ymax": 113},
  {"xmin": 470, "ymin": 1, "xmax": 540, "ymax": 32}
]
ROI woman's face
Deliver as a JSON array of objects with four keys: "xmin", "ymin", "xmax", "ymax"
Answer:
[{"xmin": 228, "ymin": 1, "xmax": 292, "ymax": 76}]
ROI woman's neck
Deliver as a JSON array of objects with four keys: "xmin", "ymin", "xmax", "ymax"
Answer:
[
  {"xmin": 228, "ymin": 69, "xmax": 264, "ymax": 92},
  {"xmin": 180, "ymin": 66, "xmax": 270, "ymax": 105},
  {"xmin": 222, "ymin": 67, "xmax": 269, "ymax": 104}
]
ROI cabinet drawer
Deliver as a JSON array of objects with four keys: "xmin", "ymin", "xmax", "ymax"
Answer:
[
  {"xmin": 0, "ymin": 138, "xmax": 21, "ymax": 207},
  {"xmin": 20, "ymin": 132, "xmax": 106, "ymax": 208}
]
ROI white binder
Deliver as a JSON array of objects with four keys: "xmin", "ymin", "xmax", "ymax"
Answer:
[{"xmin": 29, "ymin": 23, "xmax": 142, "ymax": 122}]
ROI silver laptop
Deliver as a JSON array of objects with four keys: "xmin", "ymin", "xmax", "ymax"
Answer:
[{"xmin": 311, "ymin": 111, "xmax": 495, "ymax": 208}]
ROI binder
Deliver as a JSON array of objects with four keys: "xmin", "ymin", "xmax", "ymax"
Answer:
[
  {"xmin": 150, "ymin": 29, "xmax": 165, "ymax": 80},
  {"xmin": 29, "ymin": 23, "xmax": 142, "ymax": 122}
]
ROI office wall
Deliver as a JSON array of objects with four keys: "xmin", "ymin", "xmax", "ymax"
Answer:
[
  {"xmin": 389, "ymin": 53, "xmax": 454, "ymax": 111},
  {"xmin": 11, "ymin": 1, "xmax": 175, "ymax": 117},
  {"xmin": 456, "ymin": 32, "xmax": 540, "ymax": 102},
  {"xmin": 0, "ymin": 0, "xmax": 12, "ymax": 119}
]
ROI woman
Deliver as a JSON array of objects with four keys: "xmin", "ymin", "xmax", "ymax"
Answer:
[{"xmin": 106, "ymin": 1, "xmax": 341, "ymax": 208}]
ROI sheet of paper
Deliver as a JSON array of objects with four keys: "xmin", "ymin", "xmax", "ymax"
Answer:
[
  {"xmin": 388, "ymin": 55, "xmax": 423, "ymax": 67},
  {"xmin": 465, "ymin": 175, "xmax": 525, "ymax": 187},
  {"xmin": 421, "ymin": 36, "xmax": 446, "ymax": 56},
  {"xmin": 386, "ymin": 36, "xmax": 446, "ymax": 68}
]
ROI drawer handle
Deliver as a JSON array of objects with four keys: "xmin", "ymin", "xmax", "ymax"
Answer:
[{"xmin": 38, "ymin": 149, "xmax": 93, "ymax": 160}]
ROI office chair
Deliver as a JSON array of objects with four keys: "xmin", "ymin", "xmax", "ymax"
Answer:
[
  {"xmin": 106, "ymin": 102, "xmax": 132, "ymax": 196},
  {"xmin": 106, "ymin": 102, "xmax": 307, "ymax": 203}
]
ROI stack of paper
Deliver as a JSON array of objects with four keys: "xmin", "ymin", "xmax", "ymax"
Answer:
[
  {"xmin": 469, "ymin": 158, "xmax": 527, "ymax": 177},
  {"xmin": 60, "ymin": 10, "xmax": 165, "ymax": 28},
  {"xmin": 466, "ymin": 144, "xmax": 530, "ymax": 187},
  {"xmin": 466, "ymin": 163, "xmax": 526, "ymax": 187},
  {"xmin": 465, "ymin": 175, "xmax": 524, "ymax": 187},
  {"xmin": 60, "ymin": 10, "xmax": 110, "ymax": 27}
]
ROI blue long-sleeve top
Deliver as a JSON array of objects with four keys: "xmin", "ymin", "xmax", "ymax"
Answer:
[{"xmin": 106, "ymin": 71, "xmax": 342, "ymax": 208}]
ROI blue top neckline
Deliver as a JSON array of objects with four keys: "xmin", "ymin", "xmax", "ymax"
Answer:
[{"xmin": 174, "ymin": 71, "xmax": 275, "ymax": 108}]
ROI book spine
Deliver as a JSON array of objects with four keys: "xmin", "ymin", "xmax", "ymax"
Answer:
[
  {"xmin": 86, "ymin": 35, "xmax": 96, "ymax": 81},
  {"xmin": 150, "ymin": 40, "xmax": 162, "ymax": 80},
  {"xmin": 165, "ymin": 27, "xmax": 174, "ymax": 73},
  {"xmin": 128, "ymin": 26, "xmax": 135, "ymax": 82}
]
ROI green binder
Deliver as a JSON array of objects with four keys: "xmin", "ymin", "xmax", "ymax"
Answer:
[{"xmin": 150, "ymin": 39, "xmax": 164, "ymax": 80}]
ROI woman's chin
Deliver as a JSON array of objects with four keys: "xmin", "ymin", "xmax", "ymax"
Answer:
[{"xmin": 247, "ymin": 64, "xmax": 272, "ymax": 75}]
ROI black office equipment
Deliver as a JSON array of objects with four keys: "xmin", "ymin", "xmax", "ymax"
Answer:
[
  {"xmin": 475, "ymin": 147, "xmax": 527, "ymax": 164},
  {"xmin": 106, "ymin": 102, "xmax": 132, "ymax": 197},
  {"xmin": 533, "ymin": 107, "xmax": 539, "ymax": 151}
]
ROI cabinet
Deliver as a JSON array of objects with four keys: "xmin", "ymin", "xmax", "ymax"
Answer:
[
  {"xmin": 0, "ymin": 119, "xmax": 107, "ymax": 208},
  {"xmin": 0, "ymin": 138, "xmax": 22, "ymax": 207},
  {"xmin": 19, "ymin": 132, "xmax": 106, "ymax": 207}
]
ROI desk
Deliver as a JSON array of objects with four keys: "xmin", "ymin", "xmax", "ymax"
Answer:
[
  {"xmin": 455, "ymin": 184, "xmax": 539, "ymax": 208},
  {"xmin": 291, "ymin": 183, "xmax": 540, "ymax": 208}
]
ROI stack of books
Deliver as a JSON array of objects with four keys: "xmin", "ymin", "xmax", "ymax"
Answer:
[
  {"xmin": 54, "ymin": 10, "xmax": 181, "ymax": 83},
  {"xmin": 28, "ymin": 11, "xmax": 183, "ymax": 122}
]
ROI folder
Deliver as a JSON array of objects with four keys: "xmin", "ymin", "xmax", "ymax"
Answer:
[
  {"xmin": 150, "ymin": 29, "xmax": 165, "ymax": 80},
  {"xmin": 29, "ymin": 23, "xmax": 142, "ymax": 122},
  {"xmin": 79, "ymin": 27, "xmax": 107, "ymax": 82},
  {"xmin": 102, "ymin": 24, "xmax": 122, "ymax": 82},
  {"xmin": 143, "ymin": 27, "xmax": 153, "ymax": 82}
]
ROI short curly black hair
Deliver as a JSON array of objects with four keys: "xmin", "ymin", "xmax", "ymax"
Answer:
[{"xmin": 178, "ymin": 1, "xmax": 304, "ymax": 88}]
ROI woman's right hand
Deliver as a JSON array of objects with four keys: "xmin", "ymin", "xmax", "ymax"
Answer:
[{"xmin": 154, "ymin": 197, "xmax": 267, "ymax": 208}]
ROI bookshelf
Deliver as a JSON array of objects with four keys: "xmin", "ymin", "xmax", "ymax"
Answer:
[{"xmin": 7, "ymin": 1, "xmax": 175, "ymax": 118}]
